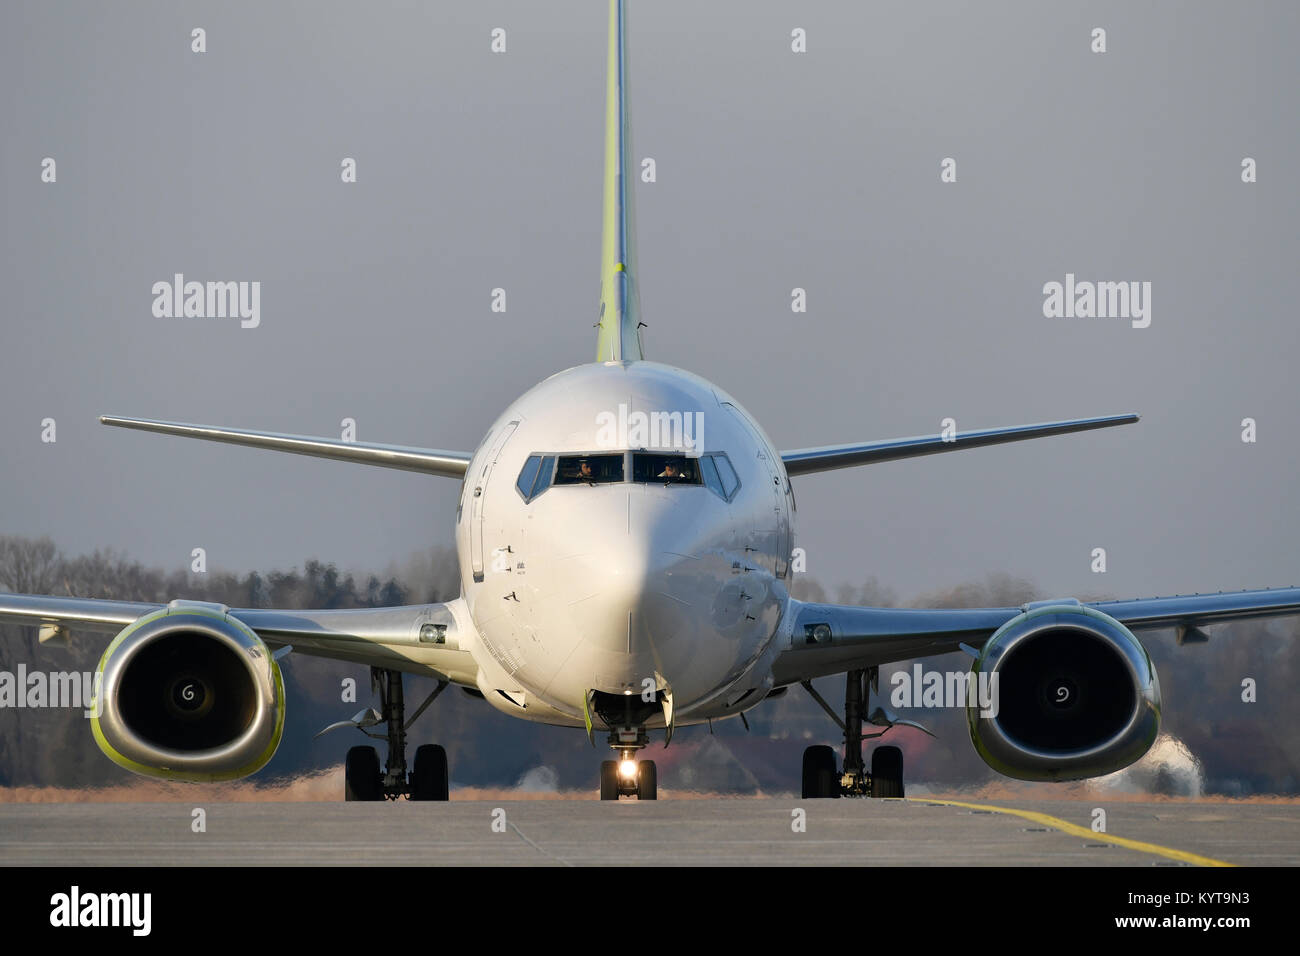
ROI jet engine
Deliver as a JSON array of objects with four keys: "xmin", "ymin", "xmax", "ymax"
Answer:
[
  {"xmin": 968, "ymin": 601, "xmax": 1160, "ymax": 781},
  {"xmin": 90, "ymin": 601, "xmax": 285, "ymax": 781}
]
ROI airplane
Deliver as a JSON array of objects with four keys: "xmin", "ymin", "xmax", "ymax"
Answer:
[{"xmin": 3, "ymin": 0, "xmax": 1298, "ymax": 802}]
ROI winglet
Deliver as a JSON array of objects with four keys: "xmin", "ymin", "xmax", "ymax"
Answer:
[{"xmin": 595, "ymin": 0, "xmax": 644, "ymax": 363}]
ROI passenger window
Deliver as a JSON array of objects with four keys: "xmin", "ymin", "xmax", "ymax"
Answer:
[
  {"xmin": 516, "ymin": 455, "xmax": 542, "ymax": 499},
  {"xmin": 713, "ymin": 454, "xmax": 740, "ymax": 499},
  {"xmin": 632, "ymin": 453, "xmax": 701, "ymax": 485},
  {"xmin": 554, "ymin": 454, "xmax": 624, "ymax": 485}
]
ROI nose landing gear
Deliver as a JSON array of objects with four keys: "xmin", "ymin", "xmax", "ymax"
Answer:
[
  {"xmin": 600, "ymin": 752, "xmax": 657, "ymax": 800},
  {"xmin": 598, "ymin": 728, "xmax": 657, "ymax": 800},
  {"xmin": 588, "ymin": 689, "xmax": 662, "ymax": 800}
]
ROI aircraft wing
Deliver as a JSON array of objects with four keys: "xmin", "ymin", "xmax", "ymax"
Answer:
[
  {"xmin": 0, "ymin": 594, "xmax": 160, "ymax": 635},
  {"xmin": 781, "ymin": 414, "xmax": 1138, "ymax": 477},
  {"xmin": 772, "ymin": 586, "xmax": 1300, "ymax": 684},
  {"xmin": 0, "ymin": 592, "xmax": 476, "ymax": 680},
  {"xmin": 100, "ymin": 416, "xmax": 472, "ymax": 478}
]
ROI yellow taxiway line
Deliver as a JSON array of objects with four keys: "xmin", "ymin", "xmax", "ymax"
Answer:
[{"xmin": 908, "ymin": 797, "xmax": 1235, "ymax": 867}]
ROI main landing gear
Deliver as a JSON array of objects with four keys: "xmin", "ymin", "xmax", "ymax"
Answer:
[
  {"xmin": 320, "ymin": 667, "xmax": 451, "ymax": 802},
  {"xmin": 800, "ymin": 667, "xmax": 908, "ymax": 799}
]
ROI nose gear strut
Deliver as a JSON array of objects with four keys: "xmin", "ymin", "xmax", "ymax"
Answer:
[{"xmin": 587, "ymin": 689, "xmax": 660, "ymax": 800}]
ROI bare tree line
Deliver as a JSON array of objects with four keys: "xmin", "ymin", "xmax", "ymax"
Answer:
[{"xmin": 1, "ymin": 535, "xmax": 1296, "ymax": 794}]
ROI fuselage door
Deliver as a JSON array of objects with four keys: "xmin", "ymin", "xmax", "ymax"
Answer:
[
  {"xmin": 471, "ymin": 421, "xmax": 519, "ymax": 581},
  {"xmin": 723, "ymin": 403, "xmax": 788, "ymax": 577}
]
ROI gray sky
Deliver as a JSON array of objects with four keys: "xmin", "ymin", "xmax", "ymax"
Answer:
[{"xmin": 2, "ymin": 0, "xmax": 1298, "ymax": 605}]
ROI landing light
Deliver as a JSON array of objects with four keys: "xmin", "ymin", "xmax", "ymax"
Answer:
[{"xmin": 618, "ymin": 760, "xmax": 638, "ymax": 778}]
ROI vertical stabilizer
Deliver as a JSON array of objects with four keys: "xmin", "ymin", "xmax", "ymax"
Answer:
[{"xmin": 595, "ymin": 0, "xmax": 644, "ymax": 362}]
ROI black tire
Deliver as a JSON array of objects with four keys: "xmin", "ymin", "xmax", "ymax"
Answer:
[
  {"xmin": 801, "ymin": 744, "xmax": 840, "ymax": 799},
  {"xmin": 411, "ymin": 744, "xmax": 449, "ymax": 801},
  {"xmin": 600, "ymin": 760, "xmax": 620, "ymax": 800},
  {"xmin": 871, "ymin": 745, "xmax": 904, "ymax": 798},
  {"xmin": 637, "ymin": 760, "xmax": 657, "ymax": 800},
  {"xmin": 345, "ymin": 745, "xmax": 383, "ymax": 801}
]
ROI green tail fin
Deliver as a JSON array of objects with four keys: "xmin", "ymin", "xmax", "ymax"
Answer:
[{"xmin": 595, "ymin": 0, "xmax": 644, "ymax": 363}]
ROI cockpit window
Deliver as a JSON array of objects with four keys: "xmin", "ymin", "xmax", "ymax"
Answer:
[
  {"xmin": 632, "ymin": 453, "xmax": 702, "ymax": 485},
  {"xmin": 533, "ymin": 455, "xmax": 555, "ymax": 495},
  {"xmin": 698, "ymin": 454, "xmax": 724, "ymax": 496},
  {"xmin": 516, "ymin": 455, "xmax": 542, "ymax": 498},
  {"xmin": 516, "ymin": 454, "xmax": 556, "ymax": 501},
  {"xmin": 712, "ymin": 453, "xmax": 740, "ymax": 499},
  {"xmin": 517, "ymin": 451, "xmax": 738, "ymax": 502},
  {"xmin": 554, "ymin": 454, "xmax": 624, "ymax": 485}
]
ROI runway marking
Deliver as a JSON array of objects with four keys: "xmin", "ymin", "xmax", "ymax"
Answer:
[
  {"xmin": 508, "ymin": 821, "xmax": 575, "ymax": 867},
  {"xmin": 908, "ymin": 797, "xmax": 1236, "ymax": 867}
]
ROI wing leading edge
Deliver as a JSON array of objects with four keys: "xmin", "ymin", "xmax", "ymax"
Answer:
[
  {"xmin": 0, "ymin": 592, "xmax": 476, "ymax": 682},
  {"xmin": 100, "ymin": 416, "xmax": 471, "ymax": 478},
  {"xmin": 781, "ymin": 414, "xmax": 1138, "ymax": 477},
  {"xmin": 7, "ymin": 583, "xmax": 1300, "ymax": 690},
  {"xmin": 773, "ymin": 586, "xmax": 1300, "ymax": 685}
]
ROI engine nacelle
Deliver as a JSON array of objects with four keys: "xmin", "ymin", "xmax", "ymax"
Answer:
[
  {"xmin": 968, "ymin": 602, "xmax": 1160, "ymax": 781},
  {"xmin": 91, "ymin": 601, "xmax": 285, "ymax": 782}
]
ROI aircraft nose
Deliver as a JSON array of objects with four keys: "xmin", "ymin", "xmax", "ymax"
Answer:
[
  {"xmin": 555, "ymin": 489, "xmax": 716, "ymax": 661},
  {"xmin": 571, "ymin": 549, "xmax": 654, "ymax": 654}
]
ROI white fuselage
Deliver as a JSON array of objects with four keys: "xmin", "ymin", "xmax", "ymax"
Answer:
[{"xmin": 453, "ymin": 360, "xmax": 798, "ymax": 729}]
